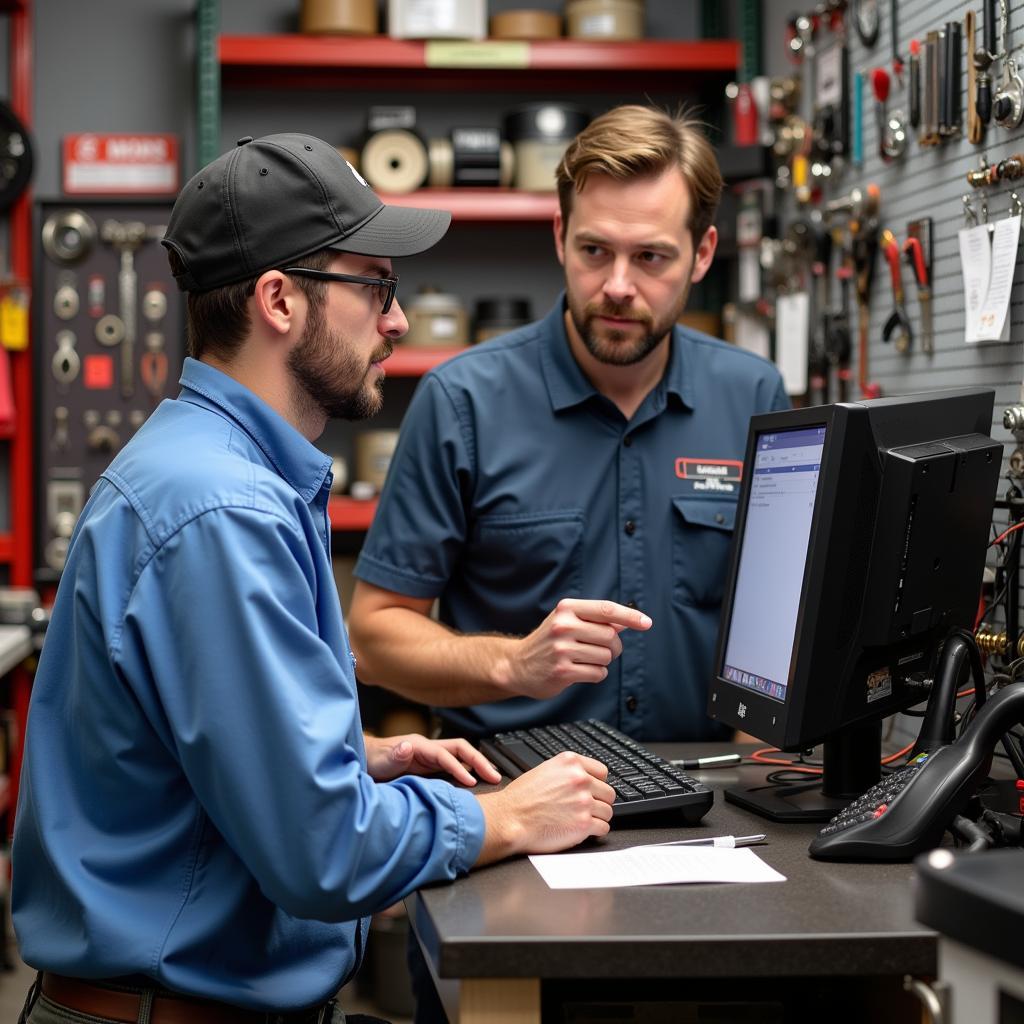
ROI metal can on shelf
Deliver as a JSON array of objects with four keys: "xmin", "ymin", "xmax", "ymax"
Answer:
[
  {"xmin": 503, "ymin": 103, "xmax": 590, "ymax": 192},
  {"xmin": 299, "ymin": 0, "xmax": 379, "ymax": 35},
  {"xmin": 490, "ymin": 9, "xmax": 563, "ymax": 40},
  {"xmin": 354, "ymin": 430, "xmax": 401, "ymax": 494},
  {"xmin": 404, "ymin": 288, "xmax": 470, "ymax": 348},
  {"xmin": 472, "ymin": 297, "xmax": 533, "ymax": 343},
  {"xmin": 565, "ymin": 0, "xmax": 645, "ymax": 41},
  {"xmin": 388, "ymin": 0, "xmax": 486, "ymax": 40}
]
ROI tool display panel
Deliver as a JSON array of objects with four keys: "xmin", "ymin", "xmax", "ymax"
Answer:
[{"xmin": 35, "ymin": 200, "xmax": 183, "ymax": 582}]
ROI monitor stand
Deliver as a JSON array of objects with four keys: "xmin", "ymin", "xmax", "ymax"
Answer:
[{"xmin": 723, "ymin": 720, "xmax": 883, "ymax": 823}]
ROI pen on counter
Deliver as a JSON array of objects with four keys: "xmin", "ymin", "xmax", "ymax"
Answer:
[
  {"xmin": 660, "ymin": 834, "xmax": 767, "ymax": 849},
  {"xmin": 670, "ymin": 753, "xmax": 743, "ymax": 769}
]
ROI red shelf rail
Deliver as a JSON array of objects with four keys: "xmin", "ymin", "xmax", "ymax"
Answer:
[
  {"xmin": 328, "ymin": 497, "xmax": 378, "ymax": 532},
  {"xmin": 219, "ymin": 35, "xmax": 739, "ymax": 91},
  {"xmin": 7, "ymin": 0, "xmax": 30, "ymax": 839},
  {"xmin": 382, "ymin": 346, "xmax": 465, "ymax": 376},
  {"xmin": 380, "ymin": 188, "xmax": 557, "ymax": 222}
]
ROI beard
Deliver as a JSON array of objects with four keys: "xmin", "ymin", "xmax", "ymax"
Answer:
[
  {"xmin": 567, "ymin": 282, "xmax": 691, "ymax": 367},
  {"xmin": 287, "ymin": 298, "xmax": 392, "ymax": 422}
]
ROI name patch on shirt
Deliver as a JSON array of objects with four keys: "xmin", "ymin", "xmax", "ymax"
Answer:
[{"xmin": 675, "ymin": 458, "xmax": 743, "ymax": 493}]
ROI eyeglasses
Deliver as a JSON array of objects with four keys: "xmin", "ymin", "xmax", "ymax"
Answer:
[{"xmin": 281, "ymin": 267, "xmax": 399, "ymax": 315}]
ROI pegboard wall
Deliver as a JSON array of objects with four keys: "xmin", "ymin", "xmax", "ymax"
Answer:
[
  {"xmin": 761, "ymin": 0, "xmax": 1024, "ymax": 740},
  {"xmin": 34, "ymin": 200, "xmax": 184, "ymax": 583},
  {"xmin": 841, "ymin": 0, "xmax": 1024, "ymax": 406},
  {"xmin": 766, "ymin": 3, "xmax": 1024, "ymax": 533}
]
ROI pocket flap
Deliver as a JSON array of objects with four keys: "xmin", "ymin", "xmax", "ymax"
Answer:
[{"xmin": 672, "ymin": 495, "xmax": 736, "ymax": 532}]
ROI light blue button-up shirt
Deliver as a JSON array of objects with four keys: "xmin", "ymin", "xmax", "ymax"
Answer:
[
  {"xmin": 356, "ymin": 297, "xmax": 789, "ymax": 742},
  {"xmin": 12, "ymin": 358, "xmax": 484, "ymax": 1012}
]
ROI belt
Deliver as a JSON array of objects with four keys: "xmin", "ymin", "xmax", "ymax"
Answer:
[{"xmin": 39, "ymin": 973, "xmax": 335, "ymax": 1024}]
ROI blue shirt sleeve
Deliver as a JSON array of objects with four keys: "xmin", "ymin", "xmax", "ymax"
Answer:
[
  {"xmin": 356, "ymin": 374, "xmax": 473, "ymax": 598},
  {"xmin": 113, "ymin": 504, "xmax": 485, "ymax": 922}
]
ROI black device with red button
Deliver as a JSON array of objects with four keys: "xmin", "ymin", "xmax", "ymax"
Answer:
[{"xmin": 810, "ymin": 682, "xmax": 1024, "ymax": 861}]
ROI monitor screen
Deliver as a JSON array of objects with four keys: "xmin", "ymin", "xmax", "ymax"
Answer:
[
  {"xmin": 722, "ymin": 425, "xmax": 825, "ymax": 704},
  {"xmin": 708, "ymin": 388, "xmax": 1002, "ymax": 822}
]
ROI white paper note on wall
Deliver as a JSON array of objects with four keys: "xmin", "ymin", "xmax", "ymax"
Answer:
[
  {"xmin": 735, "ymin": 312, "xmax": 771, "ymax": 360},
  {"xmin": 776, "ymin": 291, "xmax": 810, "ymax": 395},
  {"xmin": 960, "ymin": 217, "xmax": 1018, "ymax": 343}
]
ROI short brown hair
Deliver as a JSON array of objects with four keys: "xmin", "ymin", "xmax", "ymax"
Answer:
[
  {"xmin": 168, "ymin": 248, "xmax": 334, "ymax": 361},
  {"xmin": 556, "ymin": 105, "xmax": 724, "ymax": 245}
]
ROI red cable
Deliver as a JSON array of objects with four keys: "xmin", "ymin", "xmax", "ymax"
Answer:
[{"xmin": 990, "ymin": 521, "xmax": 1024, "ymax": 547}]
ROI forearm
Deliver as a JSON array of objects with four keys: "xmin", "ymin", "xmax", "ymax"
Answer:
[{"xmin": 352, "ymin": 604, "xmax": 521, "ymax": 706}]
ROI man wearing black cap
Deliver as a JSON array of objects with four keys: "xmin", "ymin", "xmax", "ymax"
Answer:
[{"xmin": 11, "ymin": 133, "xmax": 614, "ymax": 1024}]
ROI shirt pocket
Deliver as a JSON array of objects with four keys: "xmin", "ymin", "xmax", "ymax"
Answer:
[
  {"xmin": 671, "ymin": 495, "xmax": 737, "ymax": 608},
  {"xmin": 467, "ymin": 510, "xmax": 585, "ymax": 633}
]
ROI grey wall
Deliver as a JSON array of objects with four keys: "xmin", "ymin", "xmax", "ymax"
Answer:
[{"xmin": 763, "ymin": 0, "xmax": 1023, "ymax": 747}]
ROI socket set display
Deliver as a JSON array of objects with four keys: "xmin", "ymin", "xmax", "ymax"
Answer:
[{"xmin": 36, "ymin": 200, "xmax": 184, "ymax": 579}]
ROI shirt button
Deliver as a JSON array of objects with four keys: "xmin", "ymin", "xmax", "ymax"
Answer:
[
  {"xmin": 626, "ymin": 695, "xmax": 638, "ymax": 713},
  {"xmin": 623, "ymin": 434, "xmax": 633, "ymax": 447},
  {"xmin": 715, "ymin": 512, "xmax": 725, "ymax": 524},
  {"xmin": 626, "ymin": 601, "xmax": 637, "ymax": 610},
  {"xmin": 624, "ymin": 520, "xmax": 636, "ymax": 536}
]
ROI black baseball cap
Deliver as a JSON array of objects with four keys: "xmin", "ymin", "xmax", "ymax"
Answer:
[{"xmin": 162, "ymin": 132, "xmax": 451, "ymax": 292}]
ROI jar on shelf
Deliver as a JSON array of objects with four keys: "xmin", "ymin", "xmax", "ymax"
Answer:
[
  {"xmin": 354, "ymin": 430, "xmax": 400, "ymax": 494},
  {"xmin": 299, "ymin": 0, "xmax": 379, "ymax": 35},
  {"xmin": 503, "ymin": 103, "xmax": 590, "ymax": 192},
  {"xmin": 564, "ymin": 0, "xmax": 645, "ymax": 41},
  {"xmin": 404, "ymin": 288, "xmax": 470, "ymax": 348},
  {"xmin": 472, "ymin": 297, "xmax": 533, "ymax": 343}
]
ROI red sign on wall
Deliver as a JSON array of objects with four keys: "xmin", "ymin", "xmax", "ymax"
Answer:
[{"xmin": 63, "ymin": 133, "xmax": 179, "ymax": 196}]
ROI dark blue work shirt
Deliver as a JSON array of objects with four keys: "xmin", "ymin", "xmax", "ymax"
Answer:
[{"xmin": 356, "ymin": 297, "xmax": 789, "ymax": 741}]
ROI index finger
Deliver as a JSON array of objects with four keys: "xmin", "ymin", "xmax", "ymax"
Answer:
[
  {"xmin": 571, "ymin": 600, "xmax": 652, "ymax": 632},
  {"xmin": 440, "ymin": 739, "xmax": 502, "ymax": 785}
]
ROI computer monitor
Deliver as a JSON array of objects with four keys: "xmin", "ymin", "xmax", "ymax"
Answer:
[{"xmin": 707, "ymin": 388, "xmax": 1003, "ymax": 822}]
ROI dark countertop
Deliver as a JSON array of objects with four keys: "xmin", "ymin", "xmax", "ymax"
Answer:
[{"xmin": 408, "ymin": 744, "xmax": 936, "ymax": 981}]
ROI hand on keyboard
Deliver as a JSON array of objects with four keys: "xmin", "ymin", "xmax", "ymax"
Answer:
[
  {"xmin": 480, "ymin": 720, "xmax": 714, "ymax": 827},
  {"xmin": 474, "ymin": 751, "xmax": 616, "ymax": 863}
]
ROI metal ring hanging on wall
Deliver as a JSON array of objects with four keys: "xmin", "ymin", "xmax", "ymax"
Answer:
[{"xmin": 0, "ymin": 100, "xmax": 33, "ymax": 212}]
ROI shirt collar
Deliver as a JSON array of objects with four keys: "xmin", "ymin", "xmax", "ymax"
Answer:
[
  {"xmin": 177, "ymin": 357, "xmax": 332, "ymax": 503},
  {"xmin": 540, "ymin": 293, "xmax": 696, "ymax": 413}
]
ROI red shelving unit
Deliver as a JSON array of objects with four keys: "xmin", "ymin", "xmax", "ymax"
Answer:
[
  {"xmin": 383, "ymin": 346, "xmax": 465, "ymax": 377},
  {"xmin": 380, "ymin": 188, "xmax": 557, "ymax": 222},
  {"xmin": 219, "ymin": 35, "xmax": 739, "ymax": 91},
  {"xmin": 328, "ymin": 497, "xmax": 379, "ymax": 532},
  {"xmin": 329, "ymin": 347, "xmax": 461, "ymax": 531},
  {"xmin": 6, "ymin": 0, "xmax": 31, "ymax": 840}
]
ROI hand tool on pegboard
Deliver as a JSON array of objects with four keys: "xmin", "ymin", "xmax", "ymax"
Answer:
[
  {"xmin": 100, "ymin": 220, "xmax": 166, "ymax": 401},
  {"xmin": 966, "ymin": 9, "xmax": 986, "ymax": 143},
  {"xmin": 827, "ymin": 183, "xmax": 881, "ymax": 399},
  {"xmin": 903, "ymin": 218, "xmax": 934, "ymax": 355},
  {"xmin": 880, "ymin": 229, "xmax": 912, "ymax": 355}
]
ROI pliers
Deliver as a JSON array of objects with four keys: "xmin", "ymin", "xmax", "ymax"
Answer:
[
  {"xmin": 902, "ymin": 235, "xmax": 934, "ymax": 354},
  {"xmin": 880, "ymin": 228, "xmax": 912, "ymax": 353}
]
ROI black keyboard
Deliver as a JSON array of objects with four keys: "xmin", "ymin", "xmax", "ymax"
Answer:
[{"xmin": 479, "ymin": 719, "xmax": 714, "ymax": 826}]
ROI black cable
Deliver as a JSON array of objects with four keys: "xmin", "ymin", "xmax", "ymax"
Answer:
[
  {"xmin": 1001, "ymin": 732, "xmax": 1024, "ymax": 778},
  {"xmin": 950, "ymin": 813, "xmax": 991, "ymax": 852}
]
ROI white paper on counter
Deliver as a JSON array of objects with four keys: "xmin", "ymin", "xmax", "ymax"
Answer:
[{"xmin": 529, "ymin": 844, "xmax": 786, "ymax": 890}]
